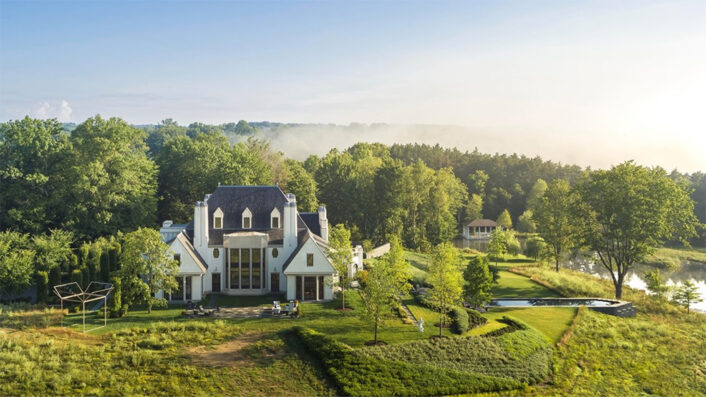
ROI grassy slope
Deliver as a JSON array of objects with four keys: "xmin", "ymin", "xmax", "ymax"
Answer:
[
  {"xmin": 497, "ymin": 265, "xmax": 706, "ymax": 397},
  {"xmin": 402, "ymin": 252, "xmax": 576, "ymax": 343}
]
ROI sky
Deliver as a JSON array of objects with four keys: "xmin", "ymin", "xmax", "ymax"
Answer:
[{"xmin": 1, "ymin": 0, "xmax": 705, "ymax": 172}]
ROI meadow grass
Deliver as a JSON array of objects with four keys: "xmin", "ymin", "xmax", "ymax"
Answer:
[{"xmin": 494, "ymin": 264, "xmax": 706, "ymax": 397}]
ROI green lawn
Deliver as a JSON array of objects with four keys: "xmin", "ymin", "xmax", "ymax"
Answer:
[{"xmin": 491, "ymin": 270, "xmax": 562, "ymax": 298}]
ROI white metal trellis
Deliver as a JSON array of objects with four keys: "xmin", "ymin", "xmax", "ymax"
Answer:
[{"xmin": 53, "ymin": 281, "xmax": 114, "ymax": 333}]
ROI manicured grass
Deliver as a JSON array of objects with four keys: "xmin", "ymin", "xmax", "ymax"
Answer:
[
  {"xmin": 482, "ymin": 307, "xmax": 577, "ymax": 343},
  {"xmin": 491, "ymin": 270, "xmax": 562, "ymax": 298}
]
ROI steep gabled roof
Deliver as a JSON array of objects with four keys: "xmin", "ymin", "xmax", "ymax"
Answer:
[
  {"xmin": 175, "ymin": 231, "xmax": 208, "ymax": 272},
  {"xmin": 281, "ymin": 229, "xmax": 331, "ymax": 272}
]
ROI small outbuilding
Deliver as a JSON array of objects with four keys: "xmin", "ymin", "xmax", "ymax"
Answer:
[{"xmin": 463, "ymin": 219, "xmax": 501, "ymax": 240}]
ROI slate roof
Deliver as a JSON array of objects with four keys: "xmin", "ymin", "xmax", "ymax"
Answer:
[
  {"xmin": 299, "ymin": 212, "xmax": 321, "ymax": 236},
  {"xmin": 184, "ymin": 185, "xmax": 324, "ymax": 246},
  {"xmin": 208, "ymin": 185, "xmax": 288, "ymax": 230}
]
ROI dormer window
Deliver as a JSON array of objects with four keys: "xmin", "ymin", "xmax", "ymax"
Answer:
[
  {"xmin": 242, "ymin": 208, "xmax": 252, "ymax": 229},
  {"xmin": 271, "ymin": 207, "xmax": 281, "ymax": 229},
  {"xmin": 213, "ymin": 208, "xmax": 223, "ymax": 229}
]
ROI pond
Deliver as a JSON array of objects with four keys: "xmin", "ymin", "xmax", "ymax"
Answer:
[
  {"xmin": 564, "ymin": 254, "xmax": 706, "ymax": 313},
  {"xmin": 455, "ymin": 237, "xmax": 706, "ymax": 313}
]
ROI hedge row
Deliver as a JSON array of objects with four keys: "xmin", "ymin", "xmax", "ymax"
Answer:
[
  {"xmin": 357, "ymin": 317, "xmax": 553, "ymax": 385},
  {"xmin": 292, "ymin": 326, "xmax": 522, "ymax": 396},
  {"xmin": 414, "ymin": 289, "xmax": 487, "ymax": 335}
]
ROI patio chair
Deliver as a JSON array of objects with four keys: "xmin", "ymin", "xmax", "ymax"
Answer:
[{"xmin": 272, "ymin": 301, "xmax": 281, "ymax": 315}]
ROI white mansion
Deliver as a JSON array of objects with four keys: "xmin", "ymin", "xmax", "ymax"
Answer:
[{"xmin": 158, "ymin": 185, "xmax": 362, "ymax": 303}]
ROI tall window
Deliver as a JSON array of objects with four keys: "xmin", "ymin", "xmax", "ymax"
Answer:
[
  {"xmin": 252, "ymin": 249, "xmax": 261, "ymax": 288},
  {"xmin": 241, "ymin": 248, "xmax": 250, "ymax": 288},
  {"xmin": 271, "ymin": 216, "xmax": 279, "ymax": 228},
  {"xmin": 307, "ymin": 253, "xmax": 314, "ymax": 267},
  {"xmin": 229, "ymin": 249, "xmax": 239, "ymax": 289}
]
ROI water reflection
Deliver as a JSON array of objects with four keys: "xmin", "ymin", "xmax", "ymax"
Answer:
[
  {"xmin": 565, "ymin": 254, "xmax": 706, "ymax": 312},
  {"xmin": 454, "ymin": 237, "xmax": 706, "ymax": 313}
]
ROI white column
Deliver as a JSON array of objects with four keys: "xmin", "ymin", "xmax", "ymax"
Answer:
[{"xmin": 316, "ymin": 276, "xmax": 320, "ymax": 301}]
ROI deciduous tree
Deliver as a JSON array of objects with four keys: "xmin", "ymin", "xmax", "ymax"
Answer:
[
  {"xmin": 534, "ymin": 179, "xmax": 575, "ymax": 271},
  {"xmin": 328, "ymin": 224, "xmax": 353, "ymax": 310},
  {"xmin": 118, "ymin": 228, "xmax": 179, "ymax": 313},
  {"xmin": 573, "ymin": 162, "xmax": 699, "ymax": 299},
  {"xmin": 427, "ymin": 242, "xmax": 463, "ymax": 337},
  {"xmin": 463, "ymin": 255, "xmax": 493, "ymax": 307}
]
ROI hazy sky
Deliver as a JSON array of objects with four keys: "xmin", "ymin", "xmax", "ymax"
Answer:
[{"xmin": 1, "ymin": 1, "xmax": 704, "ymax": 172}]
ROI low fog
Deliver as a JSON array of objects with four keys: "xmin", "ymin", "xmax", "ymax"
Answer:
[{"xmin": 253, "ymin": 124, "xmax": 704, "ymax": 173}]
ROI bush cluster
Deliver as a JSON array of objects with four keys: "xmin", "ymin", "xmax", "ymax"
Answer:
[
  {"xmin": 292, "ymin": 325, "xmax": 551, "ymax": 396},
  {"xmin": 450, "ymin": 307, "xmax": 469, "ymax": 334}
]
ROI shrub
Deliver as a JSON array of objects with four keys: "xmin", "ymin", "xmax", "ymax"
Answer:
[
  {"xmin": 450, "ymin": 306, "xmax": 469, "ymax": 334},
  {"xmin": 35, "ymin": 271, "xmax": 49, "ymax": 303},
  {"xmin": 70, "ymin": 269, "xmax": 83, "ymax": 288},
  {"xmin": 292, "ymin": 326, "xmax": 523, "ymax": 396},
  {"xmin": 48, "ymin": 266, "xmax": 61, "ymax": 291},
  {"xmin": 466, "ymin": 308, "xmax": 487, "ymax": 329},
  {"xmin": 109, "ymin": 276, "xmax": 123, "ymax": 318}
]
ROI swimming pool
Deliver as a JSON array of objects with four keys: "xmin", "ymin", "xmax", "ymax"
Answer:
[
  {"xmin": 488, "ymin": 298, "xmax": 619, "ymax": 307},
  {"xmin": 486, "ymin": 298, "xmax": 636, "ymax": 317}
]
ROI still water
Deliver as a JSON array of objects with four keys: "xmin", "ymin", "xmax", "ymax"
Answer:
[{"xmin": 454, "ymin": 237, "xmax": 706, "ymax": 313}]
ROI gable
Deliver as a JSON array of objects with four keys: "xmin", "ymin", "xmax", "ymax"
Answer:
[
  {"xmin": 283, "ymin": 237, "xmax": 335, "ymax": 275},
  {"xmin": 170, "ymin": 233, "xmax": 207, "ymax": 274}
]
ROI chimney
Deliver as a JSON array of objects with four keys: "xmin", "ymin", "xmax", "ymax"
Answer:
[
  {"xmin": 284, "ymin": 193, "xmax": 298, "ymax": 249},
  {"xmin": 194, "ymin": 200, "xmax": 209, "ymax": 251},
  {"xmin": 318, "ymin": 205, "xmax": 329, "ymax": 243}
]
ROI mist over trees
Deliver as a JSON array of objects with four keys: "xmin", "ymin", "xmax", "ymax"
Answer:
[{"xmin": 1, "ymin": 116, "xmax": 705, "ymax": 299}]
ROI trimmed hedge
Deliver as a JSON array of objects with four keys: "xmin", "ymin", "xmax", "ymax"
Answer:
[
  {"xmin": 292, "ymin": 326, "xmax": 522, "ymax": 396},
  {"xmin": 450, "ymin": 307, "xmax": 469, "ymax": 334},
  {"xmin": 467, "ymin": 308, "xmax": 487, "ymax": 329}
]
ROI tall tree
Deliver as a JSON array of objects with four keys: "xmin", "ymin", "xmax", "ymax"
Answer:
[
  {"xmin": 573, "ymin": 162, "xmax": 699, "ymax": 299},
  {"xmin": 0, "ymin": 117, "xmax": 69, "ymax": 233},
  {"xmin": 32, "ymin": 229, "xmax": 74, "ymax": 272},
  {"xmin": 464, "ymin": 193, "xmax": 483, "ymax": 223},
  {"xmin": 463, "ymin": 255, "xmax": 493, "ymax": 307},
  {"xmin": 533, "ymin": 179, "xmax": 576, "ymax": 271},
  {"xmin": 62, "ymin": 116, "xmax": 157, "ymax": 239},
  {"xmin": 526, "ymin": 179, "xmax": 548, "ymax": 211},
  {"xmin": 359, "ymin": 236, "xmax": 410, "ymax": 344},
  {"xmin": 0, "ymin": 231, "xmax": 35, "ymax": 297},
  {"xmin": 496, "ymin": 209, "xmax": 513, "ymax": 229},
  {"xmin": 328, "ymin": 224, "xmax": 353, "ymax": 310},
  {"xmin": 118, "ymin": 228, "xmax": 179, "ymax": 313},
  {"xmin": 517, "ymin": 210, "xmax": 536, "ymax": 233},
  {"xmin": 282, "ymin": 159, "xmax": 318, "ymax": 212},
  {"xmin": 487, "ymin": 229, "xmax": 508, "ymax": 264},
  {"xmin": 427, "ymin": 242, "xmax": 464, "ymax": 337}
]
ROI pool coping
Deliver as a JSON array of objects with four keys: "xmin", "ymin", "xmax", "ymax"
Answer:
[{"xmin": 485, "ymin": 297, "xmax": 636, "ymax": 317}]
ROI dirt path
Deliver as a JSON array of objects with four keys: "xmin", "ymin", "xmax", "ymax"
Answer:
[{"xmin": 187, "ymin": 332, "xmax": 284, "ymax": 367}]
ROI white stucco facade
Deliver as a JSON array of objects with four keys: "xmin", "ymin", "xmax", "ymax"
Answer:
[{"xmin": 158, "ymin": 186, "xmax": 358, "ymax": 303}]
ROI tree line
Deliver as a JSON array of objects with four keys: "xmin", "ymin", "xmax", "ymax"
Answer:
[{"xmin": 2, "ymin": 115, "xmax": 704, "ymax": 304}]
